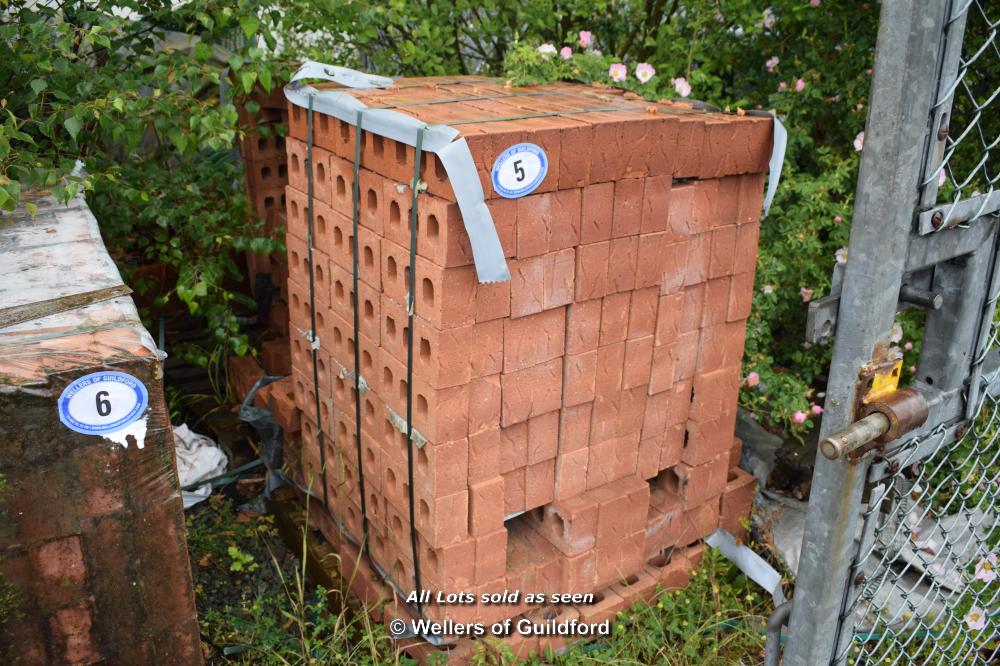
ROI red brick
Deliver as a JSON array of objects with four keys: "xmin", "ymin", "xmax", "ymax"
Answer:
[
  {"xmin": 559, "ymin": 123, "xmax": 594, "ymax": 189},
  {"xmin": 510, "ymin": 256, "xmax": 544, "ymax": 318},
  {"xmin": 728, "ymin": 270, "xmax": 754, "ymax": 322},
  {"xmin": 503, "ymin": 307, "xmax": 565, "ymax": 372},
  {"xmin": 469, "ymin": 477, "xmax": 506, "ymax": 536},
  {"xmin": 720, "ymin": 467, "xmax": 757, "ymax": 542},
  {"xmin": 599, "ymin": 292, "xmax": 630, "ymax": 346},
  {"xmin": 566, "ymin": 299, "xmax": 602, "ymax": 354},
  {"xmin": 379, "ymin": 352, "xmax": 469, "ymax": 444},
  {"xmin": 527, "ymin": 410, "xmax": 560, "ymax": 464},
  {"xmin": 554, "ymin": 447, "xmax": 589, "ymax": 500},
  {"xmin": 733, "ymin": 220, "xmax": 760, "ymax": 276},
  {"xmin": 530, "ymin": 493, "xmax": 599, "ymax": 556},
  {"xmin": 709, "ymin": 224, "xmax": 737, "ymax": 279},
  {"xmin": 702, "ymin": 276, "xmax": 731, "ymax": 328},
  {"xmin": 503, "ymin": 467, "xmax": 526, "ymax": 516},
  {"xmin": 612, "ymin": 178, "xmax": 643, "ymax": 238},
  {"xmin": 261, "ymin": 337, "xmax": 291, "ymax": 375},
  {"xmin": 515, "ymin": 189, "xmax": 582, "ymax": 257},
  {"xmin": 558, "ymin": 402, "xmax": 593, "ymax": 453},
  {"xmin": 628, "ymin": 287, "xmax": 659, "ymax": 340},
  {"xmin": 607, "ymin": 235, "xmax": 638, "ymax": 293},
  {"xmin": 474, "ymin": 528, "xmax": 508, "ymax": 583},
  {"xmin": 468, "ymin": 427, "xmax": 501, "ymax": 483},
  {"xmin": 697, "ymin": 321, "xmax": 747, "ymax": 374},
  {"xmin": 659, "ymin": 240, "xmax": 689, "ymax": 294},
  {"xmin": 575, "ymin": 241, "xmax": 609, "ymax": 301},
  {"xmin": 500, "ymin": 358, "xmax": 563, "ymax": 426},
  {"xmin": 525, "ymin": 459, "xmax": 556, "ymax": 510},
  {"xmin": 594, "ymin": 342, "xmax": 625, "ymax": 401},
  {"xmin": 580, "ymin": 182, "xmax": 614, "ymax": 243},
  {"xmin": 684, "ymin": 233, "xmax": 711, "ymax": 286},
  {"xmin": 738, "ymin": 173, "xmax": 767, "ymax": 225},
  {"xmin": 641, "ymin": 174, "xmax": 671, "ymax": 234},
  {"xmin": 48, "ymin": 600, "xmax": 100, "ymax": 665},
  {"xmin": 500, "ymin": 421, "xmax": 528, "ymax": 474},
  {"xmin": 563, "ymin": 351, "xmax": 598, "ymax": 407},
  {"xmin": 610, "ymin": 566, "xmax": 659, "ymax": 603},
  {"xmin": 561, "ymin": 549, "xmax": 598, "ymax": 593},
  {"xmin": 635, "ymin": 231, "xmax": 668, "ymax": 289},
  {"xmin": 675, "ymin": 453, "xmax": 729, "ymax": 508},
  {"xmin": 623, "ymin": 336, "xmax": 654, "ymax": 389},
  {"xmin": 468, "ymin": 375, "xmax": 502, "ymax": 436}
]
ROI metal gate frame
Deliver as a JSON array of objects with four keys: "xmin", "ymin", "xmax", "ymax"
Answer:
[{"xmin": 781, "ymin": 0, "xmax": 1000, "ymax": 663}]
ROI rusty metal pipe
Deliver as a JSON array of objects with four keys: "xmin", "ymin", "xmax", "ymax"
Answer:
[{"xmin": 820, "ymin": 413, "xmax": 891, "ymax": 460}]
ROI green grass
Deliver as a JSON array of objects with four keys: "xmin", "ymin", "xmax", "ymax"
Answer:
[{"xmin": 188, "ymin": 495, "xmax": 773, "ymax": 665}]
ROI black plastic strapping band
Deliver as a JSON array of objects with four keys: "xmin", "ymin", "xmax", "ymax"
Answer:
[
  {"xmin": 305, "ymin": 96, "xmax": 330, "ymax": 511},
  {"xmin": 406, "ymin": 128, "xmax": 426, "ymax": 615},
  {"xmin": 350, "ymin": 108, "xmax": 371, "ymax": 552}
]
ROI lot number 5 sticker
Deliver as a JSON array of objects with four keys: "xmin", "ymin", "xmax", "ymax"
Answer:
[
  {"xmin": 58, "ymin": 371, "xmax": 149, "ymax": 436},
  {"xmin": 491, "ymin": 143, "xmax": 548, "ymax": 198}
]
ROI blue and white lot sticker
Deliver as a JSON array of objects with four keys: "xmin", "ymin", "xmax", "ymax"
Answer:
[
  {"xmin": 58, "ymin": 371, "xmax": 148, "ymax": 436},
  {"xmin": 491, "ymin": 143, "xmax": 548, "ymax": 199}
]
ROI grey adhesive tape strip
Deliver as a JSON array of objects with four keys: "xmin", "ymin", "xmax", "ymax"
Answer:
[
  {"xmin": 284, "ymin": 61, "xmax": 511, "ymax": 283},
  {"xmin": 706, "ymin": 528, "xmax": 786, "ymax": 606},
  {"xmin": 748, "ymin": 111, "xmax": 787, "ymax": 217}
]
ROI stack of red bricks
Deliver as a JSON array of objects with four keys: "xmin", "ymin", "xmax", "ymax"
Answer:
[
  {"xmin": 281, "ymin": 77, "xmax": 763, "ymax": 658},
  {"xmin": 233, "ymin": 87, "xmax": 301, "ymax": 441}
]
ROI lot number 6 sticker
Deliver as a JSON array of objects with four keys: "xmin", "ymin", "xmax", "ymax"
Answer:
[
  {"xmin": 58, "ymin": 371, "xmax": 149, "ymax": 436},
  {"xmin": 491, "ymin": 143, "xmax": 548, "ymax": 198}
]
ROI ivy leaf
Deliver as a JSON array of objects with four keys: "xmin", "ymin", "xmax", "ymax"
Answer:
[
  {"xmin": 240, "ymin": 70, "xmax": 257, "ymax": 93},
  {"xmin": 239, "ymin": 16, "xmax": 259, "ymax": 39},
  {"xmin": 63, "ymin": 116, "xmax": 82, "ymax": 141},
  {"xmin": 194, "ymin": 41, "xmax": 213, "ymax": 62},
  {"xmin": 258, "ymin": 67, "xmax": 272, "ymax": 93}
]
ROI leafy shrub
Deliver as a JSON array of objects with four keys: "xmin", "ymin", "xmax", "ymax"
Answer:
[{"xmin": 0, "ymin": 1, "xmax": 285, "ymax": 361}]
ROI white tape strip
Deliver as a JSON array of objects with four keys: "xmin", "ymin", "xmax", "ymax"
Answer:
[
  {"xmin": 284, "ymin": 61, "xmax": 511, "ymax": 283},
  {"xmin": 763, "ymin": 115, "xmax": 787, "ymax": 217},
  {"xmin": 706, "ymin": 528, "xmax": 786, "ymax": 606}
]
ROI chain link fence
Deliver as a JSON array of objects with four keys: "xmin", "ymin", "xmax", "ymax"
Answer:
[{"xmin": 835, "ymin": 2, "xmax": 1000, "ymax": 663}]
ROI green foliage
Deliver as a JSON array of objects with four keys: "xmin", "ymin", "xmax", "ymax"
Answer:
[
  {"xmin": 1, "ymin": 0, "xmax": 286, "ymax": 361},
  {"xmin": 188, "ymin": 494, "xmax": 407, "ymax": 665},
  {"xmin": 498, "ymin": 2, "xmax": 881, "ymax": 437}
]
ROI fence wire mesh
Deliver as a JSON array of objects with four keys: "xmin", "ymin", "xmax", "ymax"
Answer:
[
  {"xmin": 923, "ymin": 0, "xmax": 1000, "ymax": 227},
  {"xmin": 834, "ymin": 4, "xmax": 1000, "ymax": 662}
]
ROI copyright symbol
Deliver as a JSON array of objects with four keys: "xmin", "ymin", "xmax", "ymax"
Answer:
[{"xmin": 389, "ymin": 619, "xmax": 407, "ymax": 636}]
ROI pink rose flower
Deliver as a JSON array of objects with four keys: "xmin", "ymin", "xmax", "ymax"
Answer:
[
  {"xmin": 965, "ymin": 606, "xmax": 987, "ymax": 631},
  {"xmin": 810, "ymin": 0, "xmax": 821, "ymax": 6},
  {"xmin": 560, "ymin": 46, "xmax": 572, "ymax": 60},
  {"xmin": 834, "ymin": 215, "xmax": 843, "ymax": 223},
  {"xmin": 609, "ymin": 63, "xmax": 627, "ymax": 82},
  {"xmin": 800, "ymin": 287, "xmax": 814, "ymax": 302},
  {"xmin": 795, "ymin": 78, "xmax": 805, "ymax": 92},
  {"xmin": 811, "ymin": 404, "xmax": 823, "ymax": 415},
  {"xmin": 853, "ymin": 131, "xmax": 865, "ymax": 152},
  {"xmin": 745, "ymin": 372, "xmax": 760, "ymax": 387},
  {"xmin": 537, "ymin": 43, "xmax": 557, "ymax": 58},
  {"xmin": 765, "ymin": 56, "xmax": 779, "ymax": 72},
  {"xmin": 579, "ymin": 30, "xmax": 593, "ymax": 48},
  {"xmin": 778, "ymin": 81, "xmax": 787, "ymax": 91},
  {"xmin": 672, "ymin": 77, "xmax": 691, "ymax": 97},
  {"xmin": 975, "ymin": 553, "xmax": 997, "ymax": 583},
  {"xmin": 904, "ymin": 342, "xmax": 913, "ymax": 350},
  {"xmin": 635, "ymin": 63, "xmax": 656, "ymax": 84},
  {"xmin": 792, "ymin": 411, "xmax": 808, "ymax": 424}
]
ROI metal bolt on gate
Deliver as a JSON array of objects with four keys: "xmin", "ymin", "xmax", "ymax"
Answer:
[{"xmin": 775, "ymin": 0, "xmax": 1000, "ymax": 663}]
